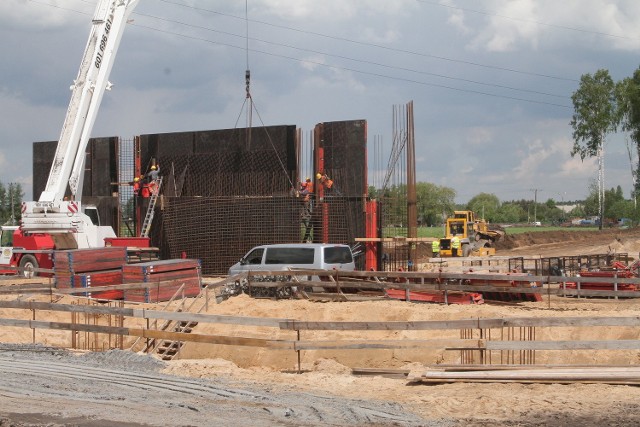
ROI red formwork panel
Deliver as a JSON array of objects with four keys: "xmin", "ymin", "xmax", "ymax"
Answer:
[
  {"xmin": 463, "ymin": 271, "xmax": 543, "ymax": 303},
  {"xmin": 122, "ymin": 259, "xmax": 201, "ymax": 278},
  {"xmin": 105, "ymin": 237, "xmax": 150, "ymax": 248},
  {"xmin": 53, "ymin": 247, "xmax": 127, "ymax": 289},
  {"xmin": 122, "ymin": 258, "xmax": 202, "ymax": 303},
  {"xmin": 54, "ymin": 247, "xmax": 128, "ymax": 274},
  {"xmin": 72, "ymin": 270, "xmax": 124, "ymax": 300},
  {"xmin": 123, "ymin": 277, "xmax": 201, "ymax": 303}
]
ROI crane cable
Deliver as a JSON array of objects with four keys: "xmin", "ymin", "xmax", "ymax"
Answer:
[{"xmin": 233, "ymin": 0, "xmax": 295, "ymax": 190}]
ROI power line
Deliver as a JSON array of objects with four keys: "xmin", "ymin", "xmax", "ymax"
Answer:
[
  {"xmin": 134, "ymin": 11, "xmax": 568, "ymax": 100},
  {"xmin": 155, "ymin": 0, "xmax": 578, "ymax": 82},
  {"xmin": 23, "ymin": 0, "xmax": 573, "ymax": 108},
  {"xmin": 132, "ymin": 22, "xmax": 572, "ymax": 109}
]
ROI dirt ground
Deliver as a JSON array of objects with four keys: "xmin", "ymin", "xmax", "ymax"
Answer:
[{"xmin": 2, "ymin": 227, "xmax": 640, "ymax": 426}]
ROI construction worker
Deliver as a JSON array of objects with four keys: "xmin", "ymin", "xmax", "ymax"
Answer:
[
  {"xmin": 140, "ymin": 181, "xmax": 150, "ymax": 199},
  {"xmin": 132, "ymin": 176, "xmax": 140, "ymax": 196},
  {"xmin": 451, "ymin": 233, "xmax": 460, "ymax": 257},
  {"xmin": 147, "ymin": 164, "xmax": 159, "ymax": 181},
  {"xmin": 300, "ymin": 177, "xmax": 313, "ymax": 202},
  {"xmin": 146, "ymin": 165, "xmax": 159, "ymax": 195},
  {"xmin": 432, "ymin": 239, "xmax": 440, "ymax": 258},
  {"xmin": 315, "ymin": 172, "xmax": 334, "ymax": 189}
]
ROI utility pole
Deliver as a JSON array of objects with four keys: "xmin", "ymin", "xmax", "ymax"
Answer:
[{"xmin": 530, "ymin": 188, "xmax": 542, "ymax": 224}]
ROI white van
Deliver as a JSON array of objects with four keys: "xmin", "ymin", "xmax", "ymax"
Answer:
[{"xmin": 228, "ymin": 243, "xmax": 356, "ymax": 276}]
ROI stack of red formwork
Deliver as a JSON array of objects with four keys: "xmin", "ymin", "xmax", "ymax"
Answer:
[
  {"xmin": 464, "ymin": 271, "xmax": 543, "ymax": 303},
  {"xmin": 565, "ymin": 270, "xmax": 637, "ymax": 292},
  {"xmin": 53, "ymin": 247, "xmax": 128, "ymax": 299},
  {"xmin": 72, "ymin": 270, "xmax": 124, "ymax": 299},
  {"xmin": 122, "ymin": 259, "xmax": 202, "ymax": 303}
]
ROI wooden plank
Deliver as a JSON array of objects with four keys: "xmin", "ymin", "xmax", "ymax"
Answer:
[
  {"xmin": 242, "ymin": 269, "xmax": 640, "ymax": 286},
  {"xmin": 0, "ymin": 300, "xmax": 135, "ymax": 316},
  {"xmin": 0, "ymin": 287, "xmax": 52, "ymax": 295},
  {"xmin": 0, "ymin": 318, "xmax": 293, "ymax": 350},
  {"xmin": 134, "ymin": 310, "xmax": 289, "ymax": 327},
  {"xmin": 293, "ymin": 338, "xmax": 483, "ymax": 351},
  {"xmin": 484, "ymin": 340, "xmax": 640, "ymax": 351},
  {"xmin": 557, "ymin": 289, "xmax": 640, "ymax": 297},
  {"xmin": 127, "ymin": 328, "xmax": 293, "ymax": 349},
  {"xmin": 419, "ymin": 367, "xmax": 640, "ymax": 382},
  {"xmin": 0, "ymin": 300, "xmax": 291, "ymax": 327},
  {"xmin": 499, "ymin": 317, "xmax": 640, "ymax": 328},
  {"xmin": 280, "ymin": 316, "xmax": 640, "ymax": 331},
  {"xmin": 280, "ymin": 319, "xmax": 504, "ymax": 331}
]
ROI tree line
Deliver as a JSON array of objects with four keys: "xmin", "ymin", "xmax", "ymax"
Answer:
[
  {"xmin": 370, "ymin": 182, "xmax": 635, "ymax": 227},
  {"xmin": 0, "ymin": 182, "xmax": 24, "ymax": 225}
]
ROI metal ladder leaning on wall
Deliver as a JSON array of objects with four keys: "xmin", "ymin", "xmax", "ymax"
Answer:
[{"xmin": 140, "ymin": 176, "xmax": 163, "ymax": 238}]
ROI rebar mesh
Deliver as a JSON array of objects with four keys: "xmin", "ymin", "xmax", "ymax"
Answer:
[
  {"xmin": 117, "ymin": 138, "xmax": 135, "ymax": 236},
  {"xmin": 155, "ymin": 195, "xmax": 357, "ymax": 274}
]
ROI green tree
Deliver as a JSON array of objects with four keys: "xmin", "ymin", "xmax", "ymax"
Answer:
[
  {"xmin": 466, "ymin": 193, "xmax": 500, "ymax": 222},
  {"xmin": 416, "ymin": 182, "xmax": 455, "ymax": 226},
  {"xmin": 495, "ymin": 202, "xmax": 525, "ymax": 223},
  {"xmin": 0, "ymin": 182, "xmax": 22, "ymax": 225},
  {"xmin": 616, "ymin": 68, "xmax": 640, "ymax": 197},
  {"xmin": 0, "ymin": 182, "xmax": 6, "ymax": 223},
  {"xmin": 570, "ymin": 69, "xmax": 618, "ymax": 229}
]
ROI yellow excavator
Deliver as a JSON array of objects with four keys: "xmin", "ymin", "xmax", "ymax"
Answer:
[{"xmin": 437, "ymin": 211, "xmax": 504, "ymax": 257}]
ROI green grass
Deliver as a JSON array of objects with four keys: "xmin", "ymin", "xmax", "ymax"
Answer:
[{"xmin": 504, "ymin": 226, "xmax": 600, "ymax": 234}]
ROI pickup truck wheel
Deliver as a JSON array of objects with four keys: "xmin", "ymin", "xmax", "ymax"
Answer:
[{"xmin": 19, "ymin": 255, "xmax": 38, "ymax": 279}]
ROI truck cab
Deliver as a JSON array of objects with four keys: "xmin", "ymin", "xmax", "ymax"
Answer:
[
  {"xmin": 0, "ymin": 226, "xmax": 17, "ymax": 274},
  {"xmin": 1, "ymin": 225, "xmax": 55, "ymax": 278}
]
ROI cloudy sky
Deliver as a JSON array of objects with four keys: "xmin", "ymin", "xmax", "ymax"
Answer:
[{"xmin": 1, "ymin": 0, "xmax": 639, "ymax": 203}]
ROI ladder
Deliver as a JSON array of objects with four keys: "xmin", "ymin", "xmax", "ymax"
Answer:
[{"xmin": 140, "ymin": 176, "xmax": 162, "ymax": 238}]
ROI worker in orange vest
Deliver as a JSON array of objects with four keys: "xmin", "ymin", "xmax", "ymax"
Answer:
[
  {"xmin": 299, "ymin": 177, "xmax": 313, "ymax": 202},
  {"xmin": 132, "ymin": 176, "xmax": 140, "ymax": 196},
  {"xmin": 316, "ymin": 172, "xmax": 333, "ymax": 189}
]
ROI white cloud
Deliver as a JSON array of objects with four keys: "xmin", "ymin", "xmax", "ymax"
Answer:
[
  {"xmin": 0, "ymin": 0, "xmax": 86, "ymax": 30},
  {"xmin": 459, "ymin": 0, "xmax": 640, "ymax": 52},
  {"xmin": 466, "ymin": 127, "xmax": 493, "ymax": 145}
]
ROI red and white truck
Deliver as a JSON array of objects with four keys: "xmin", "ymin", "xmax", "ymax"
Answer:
[{"xmin": 1, "ymin": 0, "xmax": 143, "ymax": 277}]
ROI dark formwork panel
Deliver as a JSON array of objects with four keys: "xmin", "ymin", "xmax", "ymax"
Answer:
[
  {"xmin": 139, "ymin": 126, "xmax": 297, "ymax": 197},
  {"xmin": 315, "ymin": 120, "xmax": 367, "ymax": 197},
  {"xmin": 313, "ymin": 120, "xmax": 367, "ymax": 249},
  {"xmin": 33, "ymin": 138, "xmax": 118, "ymax": 197},
  {"xmin": 32, "ymin": 140, "xmax": 58, "ymax": 199},
  {"xmin": 32, "ymin": 138, "xmax": 119, "ymax": 227}
]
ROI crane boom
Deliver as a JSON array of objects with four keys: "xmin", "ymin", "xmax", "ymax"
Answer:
[
  {"xmin": 21, "ymin": 0, "xmax": 139, "ymax": 248},
  {"xmin": 41, "ymin": 0, "xmax": 139, "ymax": 202}
]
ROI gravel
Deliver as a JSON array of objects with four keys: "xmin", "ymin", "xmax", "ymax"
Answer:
[{"xmin": 0, "ymin": 344, "xmax": 446, "ymax": 427}]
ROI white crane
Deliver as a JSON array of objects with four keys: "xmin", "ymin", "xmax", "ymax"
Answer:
[{"xmin": 20, "ymin": 0, "xmax": 140, "ymax": 249}]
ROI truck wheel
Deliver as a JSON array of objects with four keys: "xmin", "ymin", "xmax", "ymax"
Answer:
[{"xmin": 19, "ymin": 255, "xmax": 38, "ymax": 279}]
